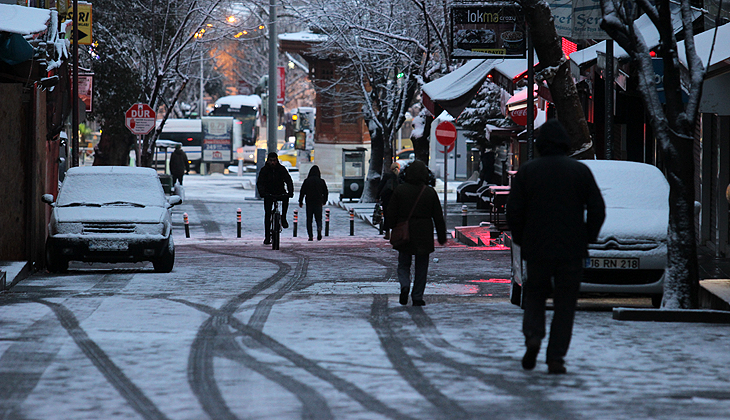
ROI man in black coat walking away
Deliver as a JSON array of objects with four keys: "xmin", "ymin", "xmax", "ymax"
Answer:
[
  {"xmin": 169, "ymin": 144, "xmax": 189, "ymax": 186},
  {"xmin": 506, "ymin": 119, "xmax": 605, "ymax": 374},
  {"xmin": 257, "ymin": 152, "xmax": 294, "ymax": 245},
  {"xmin": 298, "ymin": 165, "xmax": 329, "ymax": 241}
]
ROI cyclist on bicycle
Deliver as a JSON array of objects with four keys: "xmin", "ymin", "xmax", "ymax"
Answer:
[{"xmin": 257, "ymin": 152, "xmax": 294, "ymax": 245}]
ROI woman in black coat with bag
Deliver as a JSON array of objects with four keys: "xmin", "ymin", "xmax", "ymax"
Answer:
[{"xmin": 386, "ymin": 160, "xmax": 447, "ymax": 306}]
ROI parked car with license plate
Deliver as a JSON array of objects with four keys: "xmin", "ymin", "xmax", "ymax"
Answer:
[
  {"xmin": 510, "ymin": 160, "xmax": 669, "ymax": 307},
  {"xmin": 42, "ymin": 166, "xmax": 182, "ymax": 273}
]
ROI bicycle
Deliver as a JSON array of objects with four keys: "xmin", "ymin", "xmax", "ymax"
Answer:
[{"xmin": 265, "ymin": 194, "xmax": 289, "ymax": 250}]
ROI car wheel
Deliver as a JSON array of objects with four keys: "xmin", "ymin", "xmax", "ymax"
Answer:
[
  {"xmin": 153, "ymin": 237, "xmax": 175, "ymax": 273},
  {"xmin": 45, "ymin": 241, "xmax": 68, "ymax": 273},
  {"xmin": 651, "ymin": 294, "xmax": 663, "ymax": 308}
]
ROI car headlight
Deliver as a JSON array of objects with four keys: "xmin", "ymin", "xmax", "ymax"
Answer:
[
  {"xmin": 136, "ymin": 223, "xmax": 165, "ymax": 235},
  {"xmin": 54, "ymin": 222, "xmax": 83, "ymax": 235}
]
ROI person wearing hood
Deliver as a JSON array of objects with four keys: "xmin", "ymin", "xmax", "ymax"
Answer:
[
  {"xmin": 169, "ymin": 144, "xmax": 189, "ymax": 186},
  {"xmin": 298, "ymin": 165, "xmax": 329, "ymax": 241},
  {"xmin": 257, "ymin": 152, "xmax": 294, "ymax": 245},
  {"xmin": 506, "ymin": 119, "xmax": 605, "ymax": 374},
  {"xmin": 386, "ymin": 160, "xmax": 447, "ymax": 306}
]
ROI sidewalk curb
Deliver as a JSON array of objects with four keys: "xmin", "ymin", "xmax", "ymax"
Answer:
[
  {"xmin": 613, "ymin": 307, "xmax": 730, "ymax": 323},
  {"xmin": 699, "ymin": 279, "xmax": 730, "ymax": 311},
  {"xmin": 0, "ymin": 261, "xmax": 32, "ymax": 291}
]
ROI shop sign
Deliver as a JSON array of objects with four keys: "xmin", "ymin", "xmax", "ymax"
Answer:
[{"xmin": 450, "ymin": 2, "xmax": 526, "ymax": 59}]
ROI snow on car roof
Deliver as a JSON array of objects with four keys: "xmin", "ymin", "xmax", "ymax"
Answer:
[
  {"xmin": 59, "ymin": 166, "xmax": 166, "ymax": 208},
  {"xmin": 580, "ymin": 160, "xmax": 669, "ymax": 210}
]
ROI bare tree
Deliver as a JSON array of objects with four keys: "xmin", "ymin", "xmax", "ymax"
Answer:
[
  {"xmin": 92, "ymin": 0, "xmax": 239, "ymax": 167},
  {"xmin": 599, "ymin": 0, "xmax": 715, "ymax": 308},
  {"xmin": 285, "ymin": 0, "xmax": 448, "ymax": 201},
  {"xmin": 519, "ymin": 0, "xmax": 594, "ymax": 157}
]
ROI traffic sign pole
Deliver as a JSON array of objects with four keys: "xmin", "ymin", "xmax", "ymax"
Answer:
[
  {"xmin": 444, "ymin": 144, "xmax": 448, "ymax": 219},
  {"xmin": 434, "ymin": 121, "xmax": 457, "ymax": 219}
]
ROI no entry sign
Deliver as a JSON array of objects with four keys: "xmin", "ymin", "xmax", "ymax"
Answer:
[
  {"xmin": 125, "ymin": 103, "xmax": 156, "ymax": 135},
  {"xmin": 435, "ymin": 121, "xmax": 457, "ymax": 146}
]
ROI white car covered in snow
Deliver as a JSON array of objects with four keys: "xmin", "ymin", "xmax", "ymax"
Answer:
[
  {"xmin": 42, "ymin": 166, "xmax": 182, "ymax": 273},
  {"xmin": 510, "ymin": 160, "xmax": 669, "ymax": 308}
]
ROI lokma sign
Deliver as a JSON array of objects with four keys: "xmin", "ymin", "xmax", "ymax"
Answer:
[{"xmin": 450, "ymin": 2, "xmax": 526, "ymax": 59}]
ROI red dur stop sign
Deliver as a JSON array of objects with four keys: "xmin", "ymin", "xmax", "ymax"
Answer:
[{"xmin": 435, "ymin": 121, "xmax": 457, "ymax": 147}]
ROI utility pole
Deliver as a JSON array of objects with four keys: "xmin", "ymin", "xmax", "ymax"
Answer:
[
  {"xmin": 267, "ymin": 0, "xmax": 278, "ymax": 154},
  {"xmin": 200, "ymin": 50, "xmax": 204, "ymax": 118},
  {"xmin": 526, "ymin": 28, "xmax": 534, "ymax": 161},
  {"xmin": 605, "ymin": 40, "xmax": 614, "ymax": 160},
  {"xmin": 72, "ymin": 0, "xmax": 79, "ymax": 167}
]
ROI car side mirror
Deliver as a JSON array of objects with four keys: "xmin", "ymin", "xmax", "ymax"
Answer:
[
  {"xmin": 41, "ymin": 194, "xmax": 55, "ymax": 205},
  {"xmin": 167, "ymin": 195, "xmax": 182, "ymax": 207}
]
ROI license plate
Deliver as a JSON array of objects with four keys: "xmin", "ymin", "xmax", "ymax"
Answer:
[
  {"xmin": 88, "ymin": 240, "xmax": 129, "ymax": 251},
  {"xmin": 585, "ymin": 257, "xmax": 639, "ymax": 269}
]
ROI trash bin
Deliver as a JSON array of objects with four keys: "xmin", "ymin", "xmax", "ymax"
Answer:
[{"xmin": 340, "ymin": 147, "xmax": 366, "ymax": 201}]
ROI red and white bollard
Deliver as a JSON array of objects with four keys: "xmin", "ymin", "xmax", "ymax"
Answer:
[
  {"xmin": 293, "ymin": 208, "xmax": 298, "ymax": 237},
  {"xmin": 237, "ymin": 208, "xmax": 242, "ymax": 238},
  {"xmin": 349, "ymin": 208, "xmax": 355, "ymax": 236},
  {"xmin": 325, "ymin": 208, "xmax": 330, "ymax": 236},
  {"xmin": 183, "ymin": 213, "xmax": 190, "ymax": 238}
]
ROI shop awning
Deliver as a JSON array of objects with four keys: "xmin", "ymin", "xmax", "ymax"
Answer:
[
  {"xmin": 422, "ymin": 59, "xmax": 496, "ymax": 118},
  {"xmin": 0, "ymin": 4, "xmax": 50, "ymax": 66},
  {"xmin": 570, "ymin": 4, "xmax": 702, "ymax": 67},
  {"xmin": 677, "ymin": 22, "xmax": 730, "ymax": 115}
]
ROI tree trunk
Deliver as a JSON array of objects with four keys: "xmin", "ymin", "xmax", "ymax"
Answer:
[
  {"xmin": 597, "ymin": 0, "xmax": 703, "ymax": 308},
  {"xmin": 361, "ymin": 122, "xmax": 384, "ymax": 203},
  {"xmin": 522, "ymin": 0, "xmax": 594, "ymax": 158},
  {"xmin": 412, "ymin": 113, "xmax": 433, "ymax": 163},
  {"xmin": 661, "ymin": 128, "xmax": 699, "ymax": 308},
  {"xmin": 93, "ymin": 129, "xmax": 135, "ymax": 166}
]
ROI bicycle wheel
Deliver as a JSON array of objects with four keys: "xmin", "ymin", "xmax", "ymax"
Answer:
[{"xmin": 272, "ymin": 211, "xmax": 281, "ymax": 250}]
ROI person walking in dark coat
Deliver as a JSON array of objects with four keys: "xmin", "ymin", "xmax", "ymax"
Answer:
[
  {"xmin": 298, "ymin": 165, "xmax": 329, "ymax": 241},
  {"xmin": 386, "ymin": 160, "xmax": 447, "ymax": 306},
  {"xmin": 479, "ymin": 147, "xmax": 495, "ymax": 185},
  {"xmin": 169, "ymin": 144, "xmax": 189, "ymax": 186},
  {"xmin": 376, "ymin": 162, "xmax": 400, "ymax": 240},
  {"xmin": 257, "ymin": 152, "xmax": 294, "ymax": 245},
  {"xmin": 506, "ymin": 119, "xmax": 605, "ymax": 374}
]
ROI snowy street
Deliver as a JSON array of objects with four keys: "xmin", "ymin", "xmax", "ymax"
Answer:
[{"xmin": 1, "ymin": 174, "xmax": 729, "ymax": 419}]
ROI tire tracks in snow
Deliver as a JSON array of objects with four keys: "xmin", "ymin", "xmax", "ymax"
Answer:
[
  {"xmin": 186, "ymin": 248, "xmax": 337, "ymax": 420},
  {"xmin": 182, "ymin": 246, "xmax": 414, "ymax": 420},
  {"xmin": 188, "ymin": 200, "xmax": 223, "ymax": 237},
  {"xmin": 0, "ymin": 273, "xmax": 164, "ymax": 420},
  {"xmin": 369, "ymin": 295, "xmax": 470, "ymax": 419},
  {"xmin": 186, "ymin": 249, "xmax": 293, "ymax": 420},
  {"xmin": 370, "ymin": 299, "xmax": 583, "ymax": 420},
  {"xmin": 40, "ymin": 299, "xmax": 171, "ymax": 420}
]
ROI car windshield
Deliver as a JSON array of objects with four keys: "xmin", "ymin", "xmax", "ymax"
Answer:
[{"xmin": 57, "ymin": 173, "xmax": 166, "ymax": 208}]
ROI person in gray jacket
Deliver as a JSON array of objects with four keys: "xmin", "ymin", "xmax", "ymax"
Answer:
[{"xmin": 507, "ymin": 119, "xmax": 605, "ymax": 374}]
